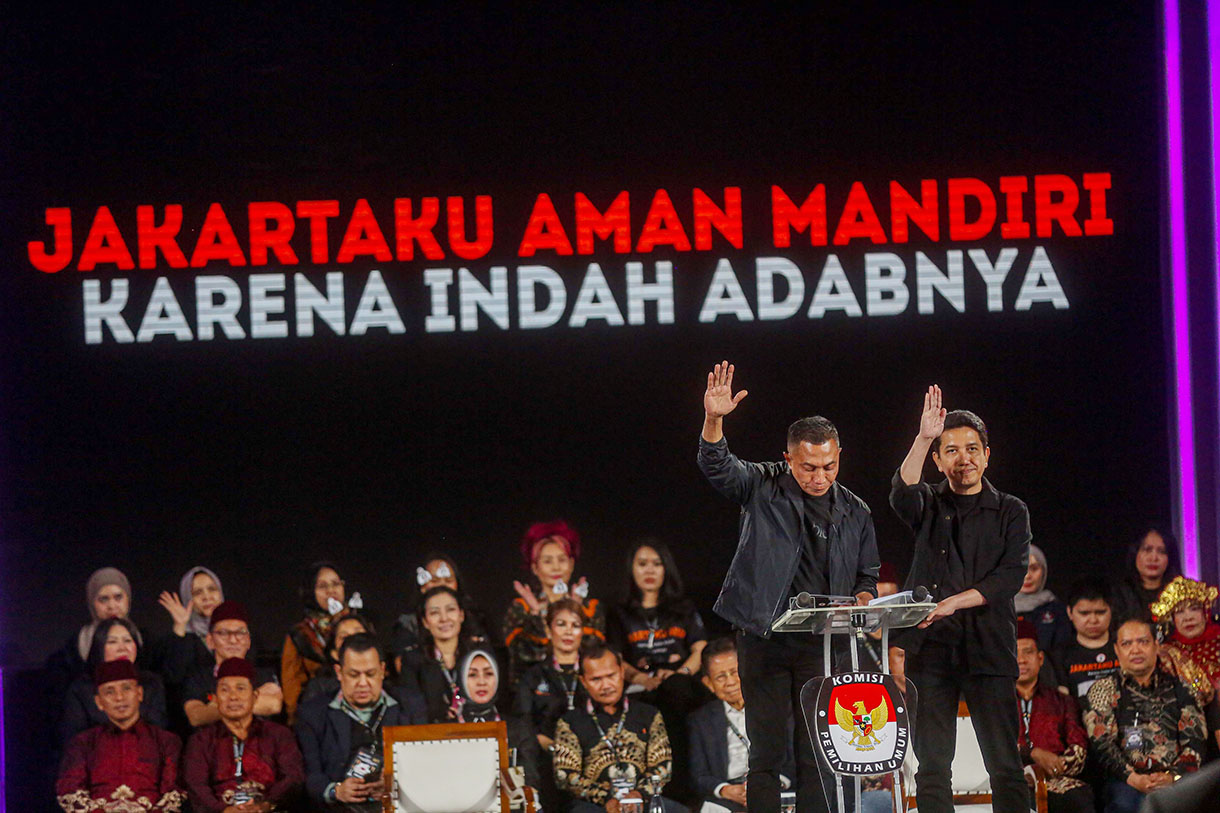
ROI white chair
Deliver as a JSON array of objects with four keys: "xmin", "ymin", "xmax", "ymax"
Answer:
[
  {"xmin": 382, "ymin": 721, "xmax": 535, "ymax": 813},
  {"xmin": 904, "ymin": 700, "xmax": 1046, "ymax": 813}
]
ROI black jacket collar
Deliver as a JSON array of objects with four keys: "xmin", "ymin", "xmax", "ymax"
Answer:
[
  {"xmin": 934, "ymin": 477, "xmax": 1001, "ymax": 510},
  {"xmin": 779, "ymin": 475, "xmax": 848, "ymax": 522}
]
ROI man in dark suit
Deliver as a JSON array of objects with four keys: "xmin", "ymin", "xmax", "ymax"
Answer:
[
  {"xmin": 689, "ymin": 637, "xmax": 793, "ymax": 813},
  {"xmin": 295, "ymin": 633, "xmax": 426, "ymax": 810},
  {"xmin": 698, "ymin": 361, "xmax": 880, "ymax": 813}
]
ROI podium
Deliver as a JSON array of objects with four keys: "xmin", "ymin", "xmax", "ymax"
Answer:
[{"xmin": 771, "ymin": 596, "xmax": 934, "ymax": 813}]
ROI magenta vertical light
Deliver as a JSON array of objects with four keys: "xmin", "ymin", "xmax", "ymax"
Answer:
[
  {"xmin": 1210, "ymin": 0, "xmax": 1220, "ymax": 580},
  {"xmin": 0, "ymin": 668, "xmax": 6, "ymax": 813},
  {"xmin": 1166, "ymin": 0, "xmax": 1201, "ymax": 577}
]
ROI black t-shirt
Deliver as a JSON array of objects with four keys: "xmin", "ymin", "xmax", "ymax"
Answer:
[
  {"xmin": 610, "ymin": 604, "xmax": 708, "ymax": 673},
  {"xmin": 1051, "ymin": 638, "xmax": 1120, "ymax": 703},
  {"xmin": 790, "ymin": 491, "xmax": 832, "ymax": 595},
  {"xmin": 183, "ymin": 663, "xmax": 279, "ymax": 708}
]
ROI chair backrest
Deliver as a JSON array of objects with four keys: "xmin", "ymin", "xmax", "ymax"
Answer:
[
  {"xmin": 383, "ymin": 721, "xmax": 510, "ymax": 813},
  {"xmin": 904, "ymin": 700, "xmax": 992, "ymax": 803}
]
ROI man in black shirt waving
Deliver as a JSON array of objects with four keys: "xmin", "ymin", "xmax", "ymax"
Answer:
[
  {"xmin": 698, "ymin": 361, "xmax": 879, "ymax": 813},
  {"xmin": 891, "ymin": 385, "xmax": 1029, "ymax": 813}
]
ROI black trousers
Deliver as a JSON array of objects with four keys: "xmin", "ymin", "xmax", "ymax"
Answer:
[
  {"xmin": 737, "ymin": 631, "xmax": 852, "ymax": 813},
  {"xmin": 907, "ymin": 643, "xmax": 1027, "ymax": 813}
]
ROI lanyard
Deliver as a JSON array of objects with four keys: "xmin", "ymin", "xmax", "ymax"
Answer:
[
  {"xmin": 341, "ymin": 697, "xmax": 389, "ymax": 742},
  {"xmin": 553, "ymin": 661, "xmax": 579, "ymax": 710},
  {"xmin": 725, "ymin": 712, "xmax": 750, "ymax": 754},
  {"xmin": 232, "ymin": 735, "xmax": 246, "ymax": 779},
  {"xmin": 589, "ymin": 697, "xmax": 630, "ymax": 762},
  {"xmin": 1019, "ymin": 697, "xmax": 1032, "ymax": 742}
]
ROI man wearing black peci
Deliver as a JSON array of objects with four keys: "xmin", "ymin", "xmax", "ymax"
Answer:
[
  {"xmin": 891, "ymin": 385, "xmax": 1029, "ymax": 813},
  {"xmin": 697, "ymin": 360, "xmax": 880, "ymax": 813}
]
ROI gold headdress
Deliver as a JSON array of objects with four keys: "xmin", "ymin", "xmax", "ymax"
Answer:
[{"xmin": 1151, "ymin": 576, "xmax": 1218, "ymax": 621}]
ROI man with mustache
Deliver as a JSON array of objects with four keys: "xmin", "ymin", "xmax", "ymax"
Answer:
[
  {"xmin": 890, "ymin": 386, "xmax": 1030, "ymax": 812},
  {"xmin": 182, "ymin": 657, "xmax": 304, "ymax": 811},
  {"xmin": 1083, "ymin": 618, "xmax": 1205, "ymax": 813},
  {"xmin": 56, "ymin": 659, "xmax": 184, "ymax": 812}
]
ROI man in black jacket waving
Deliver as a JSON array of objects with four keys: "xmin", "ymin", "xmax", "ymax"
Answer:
[
  {"xmin": 891, "ymin": 385, "xmax": 1029, "ymax": 813},
  {"xmin": 697, "ymin": 361, "xmax": 879, "ymax": 813}
]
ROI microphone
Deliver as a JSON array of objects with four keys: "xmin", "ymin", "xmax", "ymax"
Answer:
[
  {"xmin": 795, "ymin": 592, "xmax": 816, "ymax": 609},
  {"xmin": 866, "ymin": 586, "xmax": 933, "ymax": 606}
]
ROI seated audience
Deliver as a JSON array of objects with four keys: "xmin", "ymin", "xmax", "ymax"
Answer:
[
  {"xmin": 456, "ymin": 647, "xmax": 542, "ymax": 787},
  {"xmin": 1153, "ymin": 576, "xmax": 1220, "ymax": 693},
  {"xmin": 156, "ymin": 565, "xmax": 225, "ymax": 692},
  {"xmin": 400, "ymin": 585, "xmax": 486, "ymax": 722},
  {"xmin": 553, "ymin": 641, "xmax": 678, "ymax": 813},
  {"xmin": 295, "ymin": 633, "xmax": 426, "ymax": 810},
  {"xmin": 609, "ymin": 539, "xmax": 708, "ymax": 802},
  {"xmin": 183, "ymin": 657, "xmax": 304, "ymax": 811},
  {"xmin": 1014, "ymin": 620, "xmax": 1093, "ymax": 813},
  {"xmin": 609, "ymin": 540, "xmax": 708, "ymax": 694},
  {"xmin": 1110, "ymin": 528, "xmax": 1181, "ymax": 638},
  {"xmin": 1052, "ymin": 579, "xmax": 1120, "ymax": 702},
  {"xmin": 183, "ymin": 601, "xmax": 283, "ymax": 728},
  {"xmin": 281, "ymin": 561, "xmax": 353, "ymax": 722},
  {"xmin": 48, "ymin": 567, "xmax": 140, "ymax": 707},
  {"xmin": 56, "ymin": 659, "xmax": 184, "ymax": 812},
  {"xmin": 689, "ymin": 637, "xmax": 792, "ymax": 813},
  {"xmin": 300, "ymin": 612, "xmax": 375, "ymax": 708},
  {"xmin": 516, "ymin": 598, "xmax": 589, "ymax": 747},
  {"xmin": 514, "ymin": 598, "xmax": 588, "ymax": 812},
  {"xmin": 391, "ymin": 552, "xmax": 490, "ymax": 663},
  {"xmin": 1016, "ymin": 544, "xmax": 1073, "ymax": 656},
  {"xmin": 1084, "ymin": 617, "xmax": 1206, "ymax": 813},
  {"xmin": 504, "ymin": 520, "xmax": 606, "ymax": 685},
  {"xmin": 61, "ymin": 617, "xmax": 168, "ymax": 745}
]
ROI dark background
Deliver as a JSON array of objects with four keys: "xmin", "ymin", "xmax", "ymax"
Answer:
[{"xmin": 0, "ymin": 0, "xmax": 1167, "ymax": 762}]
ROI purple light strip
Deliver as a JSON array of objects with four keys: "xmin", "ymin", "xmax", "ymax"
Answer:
[
  {"xmin": 0, "ymin": 668, "xmax": 6, "ymax": 813},
  {"xmin": 1166, "ymin": 0, "xmax": 1201, "ymax": 577},
  {"xmin": 1211, "ymin": 0, "xmax": 1220, "ymax": 580}
]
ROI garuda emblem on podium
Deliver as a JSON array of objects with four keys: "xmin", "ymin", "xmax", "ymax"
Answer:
[{"xmin": 834, "ymin": 698, "xmax": 888, "ymax": 749}]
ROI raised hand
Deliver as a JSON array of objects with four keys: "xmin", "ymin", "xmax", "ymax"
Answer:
[
  {"xmin": 512, "ymin": 580, "xmax": 542, "ymax": 614},
  {"xmin": 158, "ymin": 590, "xmax": 193, "ymax": 636},
  {"xmin": 704, "ymin": 360, "xmax": 748, "ymax": 418},
  {"xmin": 919, "ymin": 385, "xmax": 946, "ymax": 440}
]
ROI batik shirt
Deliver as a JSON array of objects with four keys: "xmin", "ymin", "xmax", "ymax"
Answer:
[
  {"xmin": 1083, "ymin": 668, "xmax": 1206, "ymax": 779},
  {"xmin": 1017, "ymin": 683, "xmax": 1089, "ymax": 794},
  {"xmin": 553, "ymin": 698, "xmax": 671, "ymax": 804},
  {"xmin": 182, "ymin": 718, "xmax": 304, "ymax": 811},
  {"xmin": 56, "ymin": 719, "xmax": 184, "ymax": 812}
]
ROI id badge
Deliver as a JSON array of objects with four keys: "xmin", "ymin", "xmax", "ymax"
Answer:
[
  {"xmin": 348, "ymin": 745, "xmax": 382, "ymax": 779},
  {"xmin": 1122, "ymin": 725, "xmax": 1144, "ymax": 753},
  {"xmin": 231, "ymin": 786, "xmax": 258, "ymax": 804}
]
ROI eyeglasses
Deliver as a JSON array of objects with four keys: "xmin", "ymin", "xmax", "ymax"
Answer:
[{"xmin": 212, "ymin": 629, "xmax": 250, "ymax": 641}]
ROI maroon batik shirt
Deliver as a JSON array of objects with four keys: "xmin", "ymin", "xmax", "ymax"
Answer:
[
  {"xmin": 182, "ymin": 717, "xmax": 304, "ymax": 812},
  {"xmin": 56, "ymin": 719, "xmax": 183, "ymax": 812}
]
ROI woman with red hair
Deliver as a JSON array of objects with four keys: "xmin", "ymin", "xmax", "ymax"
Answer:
[{"xmin": 501, "ymin": 520, "xmax": 605, "ymax": 685}]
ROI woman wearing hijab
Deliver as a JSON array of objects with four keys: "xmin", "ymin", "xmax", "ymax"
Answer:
[
  {"xmin": 46, "ymin": 568, "xmax": 140, "ymax": 718},
  {"xmin": 151, "ymin": 566, "xmax": 224, "ymax": 733},
  {"xmin": 457, "ymin": 648, "xmax": 541, "ymax": 789},
  {"xmin": 59, "ymin": 617, "xmax": 168, "ymax": 745},
  {"xmin": 281, "ymin": 560, "xmax": 352, "ymax": 721},
  {"xmin": 1014, "ymin": 544, "xmax": 1072, "ymax": 655}
]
